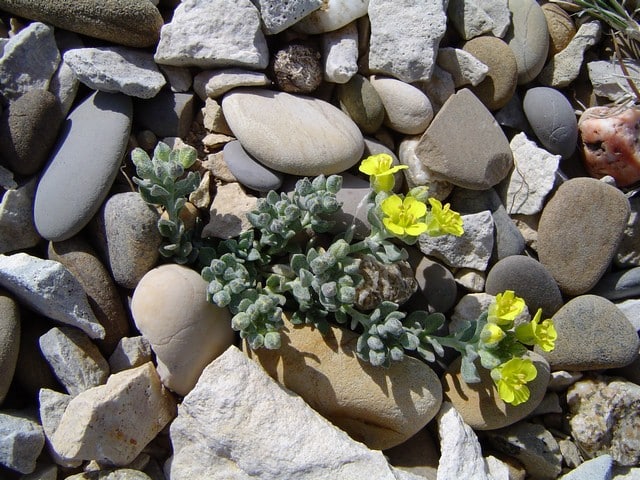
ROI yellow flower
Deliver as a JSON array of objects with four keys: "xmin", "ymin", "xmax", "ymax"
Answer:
[
  {"xmin": 359, "ymin": 154, "xmax": 408, "ymax": 192},
  {"xmin": 381, "ymin": 194, "xmax": 428, "ymax": 237},
  {"xmin": 480, "ymin": 322, "xmax": 506, "ymax": 348},
  {"xmin": 425, "ymin": 198, "xmax": 464, "ymax": 237},
  {"xmin": 488, "ymin": 290, "xmax": 526, "ymax": 328},
  {"xmin": 490, "ymin": 357, "xmax": 537, "ymax": 406},
  {"xmin": 515, "ymin": 308, "xmax": 558, "ymax": 352}
]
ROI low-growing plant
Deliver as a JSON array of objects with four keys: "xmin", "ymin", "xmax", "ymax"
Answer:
[{"xmin": 132, "ymin": 143, "xmax": 557, "ymax": 406}]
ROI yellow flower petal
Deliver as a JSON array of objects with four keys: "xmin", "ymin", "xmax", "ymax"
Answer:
[
  {"xmin": 404, "ymin": 222, "xmax": 428, "ymax": 236},
  {"xmin": 383, "ymin": 217, "xmax": 405, "ymax": 235},
  {"xmin": 381, "ymin": 194, "xmax": 403, "ymax": 217},
  {"xmin": 405, "ymin": 196, "xmax": 427, "ymax": 218}
]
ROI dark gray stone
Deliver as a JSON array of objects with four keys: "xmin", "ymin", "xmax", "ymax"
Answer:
[
  {"xmin": 222, "ymin": 141, "xmax": 283, "ymax": 192},
  {"xmin": 591, "ymin": 267, "xmax": 640, "ymax": 301},
  {"xmin": 134, "ymin": 91, "xmax": 195, "ymax": 139},
  {"xmin": 412, "ymin": 256, "xmax": 457, "ymax": 313},
  {"xmin": 0, "ymin": 290, "xmax": 19, "ymax": 405}
]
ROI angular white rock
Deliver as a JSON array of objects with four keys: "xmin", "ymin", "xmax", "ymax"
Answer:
[
  {"xmin": 447, "ymin": 0, "xmax": 510, "ymax": 39},
  {"xmin": 108, "ymin": 336, "xmax": 152, "ymax": 374},
  {"xmin": 0, "ymin": 177, "xmax": 40, "ymax": 254},
  {"xmin": 0, "ymin": 411, "xmax": 45, "ymax": 474},
  {"xmin": 507, "ymin": 132, "xmax": 561, "ymax": 215},
  {"xmin": 38, "ymin": 388, "xmax": 80, "ymax": 468},
  {"xmin": 193, "ymin": 68, "xmax": 271, "ymax": 100},
  {"xmin": 588, "ymin": 59, "xmax": 640, "ymax": 103},
  {"xmin": 449, "ymin": 292, "xmax": 496, "ymax": 334},
  {"xmin": 368, "ymin": 0, "xmax": 446, "ymax": 82},
  {"xmin": 294, "ymin": 0, "xmax": 369, "ymax": 34},
  {"xmin": 166, "ymin": 346, "xmax": 409, "ymax": 480},
  {"xmin": 63, "ymin": 47, "xmax": 166, "ymax": 99},
  {"xmin": 49, "ymin": 59, "xmax": 80, "ymax": 117},
  {"xmin": 154, "ymin": 0, "xmax": 269, "ymax": 69},
  {"xmin": 254, "ymin": 0, "xmax": 324, "ymax": 34},
  {"xmin": 437, "ymin": 47, "xmax": 489, "ymax": 87},
  {"xmin": 322, "ymin": 21, "xmax": 359, "ymax": 83},
  {"xmin": 50, "ymin": 362, "xmax": 176, "ymax": 466},
  {"xmin": 0, "ymin": 253, "xmax": 105, "ymax": 339}
]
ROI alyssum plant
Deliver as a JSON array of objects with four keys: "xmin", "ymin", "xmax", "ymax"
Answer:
[{"xmin": 132, "ymin": 142, "xmax": 557, "ymax": 406}]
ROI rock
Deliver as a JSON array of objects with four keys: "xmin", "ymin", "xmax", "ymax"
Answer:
[
  {"xmin": 559, "ymin": 439, "xmax": 583, "ymax": 469},
  {"xmin": 193, "ymin": 69, "xmax": 271, "ymax": 100},
  {"xmin": 65, "ymin": 470, "xmax": 152, "ymax": 480},
  {"xmin": 588, "ymin": 60, "xmax": 640, "ymax": 103},
  {"xmin": 442, "ymin": 351, "xmax": 550, "ymax": 430},
  {"xmin": 0, "ymin": 290, "xmax": 19, "ymax": 404},
  {"xmin": 168, "ymin": 345, "xmax": 412, "ymax": 479},
  {"xmin": 503, "ymin": 0, "xmax": 550, "ymax": 84},
  {"xmin": 449, "ymin": 293, "xmax": 495, "ymax": 333},
  {"xmin": 22, "ymin": 463, "xmax": 58, "ymax": 479},
  {"xmin": 591, "ymin": 267, "xmax": 640, "ymax": 301},
  {"xmin": 461, "ymin": 36, "xmax": 518, "ymax": 111},
  {"xmin": 542, "ymin": 3, "xmax": 577, "ymax": 56},
  {"xmin": 418, "ymin": 210, "xmax": 494, "ymax": 271},
  {"xmin": 578, "ymin": 106, "xmax": 640, "ymax": 187},
  {"xmin": 568, "ymin": 375, "xmax": 640, "ymax": 466},
  {"xmin": 0, "ymin": 0, "xmax": 163, "ymax": 47},
  {"xmin": 201, "ymin": 98, "xmax": 232, "ymax": 135},
  {"xmin": 159, "ymin": 65, "xmax": 192, "ymax": 93},
  {"xmin": 294, "ymin": 0, "xmax": 369, "ymax": 34},
  {"xmin": 50, "ymin": 362, "xmax": 176, "ymax": 466},
  {"xmin": 273, "ymin": 42, "xmax": 323, "ymax": 93},
  {"xmin": 548, "ymin": 370, "xmax": 584, "ymax": 392},
  {"xmin": 561, "ymin": 455, "xmax": 613, "ymax": 480},
  {"xmin": 436, "ymin": 402, "xmax": 493, "ymax": 480},
  {"xmin": 370, "ymin": 75, "xmax": 433, "ymax": 134},
  {"xmin": 415, "ymin": 88, "xmax": 513, "ymax": 189},
  {"xmin": 398, "ymin": 136, "xmax": 453, "ymax": 199},
  {"xmin": 63, "ymin": 47, "xmax": 165, "ymax": 99},
  {"xmin": 254, "ymin": 0, "xmax": 323, "ymax": 34},
  {"xmin": 354, "ymin": 255, "xmax": 417, "ymax": 310},
  {"xmin": 0, "ymin": 253, "xmax": 104, "ymax": 339},
  {"xmin": 437, "ymin": 47, "xmax": 488, "ymax": 87},
  {"xmin": 0, "ymin": 22, "xmax": 59, "ymax": 105},
  {"xmin": 38, "ymin": 388, "xmax": 79, "ymax": 468},
  {"xmin": 617, "ymin": 298, "xmax": 640, "ymax": 332},
  {"xmin": 222, "ymin": 88, "xmax": 364, "ymax": 176},
  {"xmin": 485, "ymin": 256, "xmax": 564, "ymax": 317},
  {"xmin": 0, "ymin": 177, "xmax": 41, "ymax": 254},
  {"xmin": 617, "ymin": 196, "xmax": 640, "ymax": 267},
  {"xmin": 523, "ymin": 86, "xmax": 578, "ymax": 159},
  {"xmin": 48, "ymin": 237, "xmax": 130, "ymax": 355},
  {"xmin": 202, "ymin": 182, "xmax": 257, "ymax": 239},
  {"xmin": 384, "ymin": 428, "xmax": 440, "ymax": 480},
  {"xmin": 131, "ymin": 264, "xmax": 234, "ymax": 396},
  {"xmin": 454, "ymin": 268, "xmax": 486, "ymax": 292},
  {"xmin": 93, "ymin": 192, "xmax": 161, "ymax": 289},
  {"xmin": 108, "ymin": 337, "xmax": 152, "ymax": 374},
  {"xmin": 419, "ymin": 65, "xmax": 457, "ymax": 113},
  {"xmin": 221, "ymin": 141, "xmax": 283, "ymax": 192},
  {"xmin": 154, "ymin": 0, "xmax": 268, "ymax": 69},
  {"xmin": 49, "ymin": 59, "xmax": 80, "ymax": 118},
  {"xmin": 322, "ymin": 21, "xmax": 359, "ymax": 84},
  {"xmin": 506, "ymin": 132, "xmax": 561, "ymax": 215},
  {"xmin": 329, "ymin": 172, "xmax": 372, "ymax": 239},
  {"xmin": 485, "ymin": 422, "xmax": 562, "ymax": 479},
  {"xmin": 336, "ymin": 74, "xmax": 385, "ymax": 134},
  {"xmin": 0, "ymin": 410, "xmax": 44, "ymax": 474},
  {"xmin": 538, "ymin": 21, "xmax": 601, "ymax": 88},
  {"xmin": 538, "ymin": 178, "xmax": 630, "ymax": 295},
  {"xmin": 34, "ymin": 90, "xmax": 132, "ymax": 242},
  {"xmin": 134, "ymin": 91, "xmax": 195, "ymax": 139},
  {"xmin": 0, "ymin": 89, "xmax": 62, "ymax": 176},
  {"xmin": 411, "ymin": 256, "xmax": 457, "ymax": 313},
  {"xmin": 367, "ymin": 0, "xmax": 446, "ymax": 83},
  {"xmin": 540, "ymin": 295, "xmax": 639, "ymax": 371},
  {"xmin": 447, "ymin": 0, "xmax": 510, "ymax": 39},
  {"xmin": 245, "ymin": 321, "xmax": 443, "ymax": 450},
  {"xmin": 0, "ymin": 165, "xmax": 16, "ymax": 190}
]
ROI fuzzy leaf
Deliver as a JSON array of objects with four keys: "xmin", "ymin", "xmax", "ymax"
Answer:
[{"xmin": 461, "ymin": 356, "xmax": 481, "ymax": 384}]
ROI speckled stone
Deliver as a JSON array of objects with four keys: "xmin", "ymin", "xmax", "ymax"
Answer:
[{"xmin": 272, "ymin": 42, "xmax": 323, "ymax": 94}]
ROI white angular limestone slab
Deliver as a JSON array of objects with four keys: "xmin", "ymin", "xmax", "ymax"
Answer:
[
  {"xmin": 322, "ymin": 21, "xmax": 359, "ymax": 83},
  {"xmin": 588, "ymin": 59, "xmax": 640, "ymax": 103},
  {"xmin": 437, "ymin": 47, "xmax": 488, "ymax": 87},
  {"xmin": 0, "ymin": 177, "xmax": 40, "ymax": 254},
  {"xmin": 294, "ymin": 0, "xmax": 369, "ymax": 34},
  {"xmin": 254, "ymin": 0, "xmax": 323, "ymax": 34},
  {"xmin": 447, "ymin": 0, "xmax": 510, "ymax": 39},
  {"xmin": 193, "ymin": 68, "xmax": 271, "ymax": 100}
]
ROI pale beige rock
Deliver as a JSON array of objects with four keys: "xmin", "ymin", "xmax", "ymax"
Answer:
[
  {"xmin": 50, "ymin": 362, "xmax": 176, "ymax": 466},
  {"xmin": 131, "ymin": 264, "xmax": 234, "ymax": 396},
  {"xmin": 244, "ymin": 319, "xmax": 442, "ymax": 450},
  {"xmin": 202, "ymin": 182, "xmax": 257, "ymax": 240}
]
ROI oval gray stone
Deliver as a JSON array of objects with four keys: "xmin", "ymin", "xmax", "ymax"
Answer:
[
  {"xmin": 591, "ymin": 266, "xmax": 640, "ymax": 301},
  {"xmin": 222, "ymin": 88, "xmax": 364, "ymax": 176},
  {"xmin": 0, "ymin": 290, "xmax": 19, "ymax": 404},
  {"xmin": 336, "ymin": 74, "xmax": 385, "ymax": 134},
  {"xmin": 222, "ymin": 141, "xmax": 283, "ymax": 192},
  {"xmin": 34, "ymin": 91, "xmax": 132, "ymax": 242},
  {"xmin": 538, "ymin": 178, "xmax": 630, "ymax": 295}
]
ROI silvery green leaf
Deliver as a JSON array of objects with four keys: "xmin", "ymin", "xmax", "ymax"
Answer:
[
  {"xmin": 417, "ymin": 345, "xmax": 435, "ymax": 363},
  {"xmin": 138, "ymin": 187, "xmax": 157, "ymax": 205},
  {"xmin": 157, "ymin": 218, "xmax": 176, "ymax": 237},
  {"xmin": 248, "ymin": 333, "xmax": 264, "ymax": 349},
  {"xmin": 369, "ymin": 349, "xmax": 387, "ymax": 367},
  {"xmin": 400, "ymin": 332, "xmax": 420, "ymax": 350},
  {"xmin": 149, "ymin": 183, "xmax": 171, "ymax": 200},
  {"xmin": 131, "ymin": 148, "xmax": 152, "ymax": 176},
  {"xmin": 231, "ymin": 312, "xmax": 252, "ymax": 331},
  {"xmin": 153, "ymin": 142, "xmax": 171, "ymax": 162},
  {"xmin": 390, "ymin": 346, "xmax": 404, "ymax": 362},
  {"xmin": 426, "ymin": 337, "xmax": 445, "ymax": 357},
  {"xmin": 326, "ymin": 174, "xmax": 342, "ymax": 193},
  {"xmin": 177, "ymin": 145, "xmax": 197, "ymax": 169},
  {"xmin": 460, "ymin": 356, "xmax": 481, "ymax": 384},
  {"xmin": 264, "ymin": 331, "xmax": 281, "ymax": 349}
]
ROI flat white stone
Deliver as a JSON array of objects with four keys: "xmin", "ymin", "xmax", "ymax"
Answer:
[
  {"xmin": 437, "ymin": 47, "xmax": 488, "ymax": 87},
  {"xmin": 254, "ymin": 0, "xmax": 323, "ymax": 34},
  {"xmin": 588, "ymin": 59, "xmax": 640, "ymax": 103},
  {"xmin": 294, "ymin": 0, "xmax": 369, "ymax": 34},
  {"xmin": 38, "ymin": 388, "xmax": 80, "ymax": 468},
  {"xmin": 193, "ymin": 68, "xmax": 271, "ymax": 100},
  {"xmin": 322, "ymin": 22, "xmax": 359, "ymax": 83}
]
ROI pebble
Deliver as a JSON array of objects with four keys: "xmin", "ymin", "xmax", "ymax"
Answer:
[
  {"xmin": 0, "ymin": 177, "xmax": 41, "ymax": 254},
  {"xmin": 329, "ymin": 172, "xmax": 372, "ymax": 239},
  {"xmin": 384, "ymin": 428, "xmax": 440, "ymax": 480},
  {"xmin": 591, "ymin": 266, "xmax": 640, "ymax": 300},
  {"xmin": 245, "ymin": 320, "xmax": 443, "ymax": 450},
  {"xmin": 39, "ymin": 327, "xmax": 110, "ymax": 396},
  {"xmin": 0, "ymin": 253, "xmax": 105, "ymax": 339},
  {"xmin": 65, "ymin": 470, "xmax": 152, "ymax": 480},
  {"xmin": 548, "ymin": 370, "xmax": 584, "ymax": 392},
  {"xmin": 273, "ymin": 42, "xmax": 323, "ymax": 93},
  {"xmin": 50, "ymin": 362, "xmax": 176, "ymax": 466},
  {"xmin": 336, "ymin": 74, "xmax": 385, "ymax": 134},
  {"xmin": 588, "ymin": 60, "xmax": 640, "ymax": 103},
  {"xmin": 542, "ymin": 3, "xmax": 577, "ymax": 56},
  {"xmin": 506, "ymin": 132, "xmax": 561, "ymax": 215},
  {"xmin": 485, "ymin": 255, "xmax": 564, "ymax": 317},
  {"xmin": 447, "ymin": 0, "xmax": 510, "ymax": 39},
  {"xmin": 108, "ymin": 336, "xmax": 152, "ymax": 374},
  {"xmin": 617, "ymin": 196, "xmax": 640, "ymax": 267},
  {"xmin": 159, "ymin": 65, "xmax": 192, "ymax": 93},
  {"xmin": 537, "ymin": 178, "xmax": 630, "ymax": 295},
  {"xmin": 93, "ymin": 192, "xmax": 162, "ymax": 289},
  {"xmin": 538, "ymin": 21, "xmax": 601, "ymax": 88},
  {"xmin": 454, "ymin": 268, "xmax": 486, "ymax": 292},
  {"xmin": 34, "ymin": 90, "xmax": 132, "ymax": 242},
  {"xmin": 322, "ymin": 21, "xmax": 359, "ymax": 84},
  {"xmin": 561, "ymin": 455, "xmax": 613, "ymax": 480},
  {"xmin": 0, "ymin": 410, "xmax": 45, "ymax": 474},
  {"xmin": 167, "ymin": 346, "xmax": 408, "ymax": 480},
  {"xmin": 221, "ymin": 88, "xmax": 364, "ymax": 176},
  {"xmin": 38, "ymin": 388, "xmax": 76, "ymax": 467},
  {"xmin": 355, "ymin": 256, "xmax": 417, "ymax": 310},
  {"xmin": 134, "ymin": 91, "xmax": 195, "ymax": 139},
  {"xmin": 437, "ymin": 47, "xmax": 488, "ymax": 87},
  {"xmin": 540, "ymin": 294, "xmax": 640, "ymax": 371},
  {"xmin": 411, "ymin": 255, "xmax": 458, "ymax": 313},
  {"xmin": 49, "ymin": 58, "xmax": 80, "ymax": 118},
  {"xmin": 254, "ymin": 0, "xmax": 323, "ymax": 35},
  {"xmin": 222, "ymin": 141, "xmax": 283, "ymax": 192},
  {"xmin": 367, "ymin": 0, "xmax": 447, "ymax": 83},
  {"xmin": 616, "ymin": 298, "xmax": 640, "ymax": 332},
  {"xmin": 48, "ymin": 237, "xmax": 130, "ymax": 355},
  {"xmin": 294, "ymin": 0, "xmax": 369, "ymax": 34},
  {"xmin": 415, "ymin": 88, "xmax": 513, "ymax": 189},
  {"xmin": 0, "ymin": 290, "xmax": 19, "ymax": 404},
  {"xmin": 398, "ymin": 136, "xmax": 453, "ymax": 199},
  {"xmin": 131, "ymin": 264, "xmax": 234, "ymax": 396},
  {"xmin": 63, "ymin": 47, "xmax": 166, "ymax": 99},
  {"xmin": 0, "ymin": 22, "xmax": 59, "ymax": 105},
  {"xmin": 442, "ymin": 351, "xmax": 550, "ymax": 430},
  {"xmin": 568, "ymin": 375, "xmax": 640, "ymax": 466},
  {"xmin": 461, "ymin": 36, "xmax": 518, "ymax": 111},
  {"xmin": 558, "ymin": 439, "xmax": 583, "ymax": 469},
  {"xmin": 0, "ymin": 0, "xmax": 163, "ymax": 47},
  {"xmin": 420, "ymin": 65, "xmax": 456, "ymax": 112},
  {"xmin": 202, "ymin": 182, "xmax": 257, "ymax": 239},
  {"xmin": 578, "ymin": 106, "xmax": 640, "ymax": 187},
  {"xmin": 154, "ymin": 0, "xmax": 268, "ymax": 69},
  {"xmin": 0, "ymin": 89, "xmax": 63, "ymax": 176},
  {"xmin": 370, "ymin": 75, "xmax": 434, "ymax": 134},
  {"xmin": 503, "ymin": 0, "xmax": 550, "ymax": 84},
  {"xmin": 201, "ymin": 97, "xmax": 232, "ymax": 135},
  {"xmin": 193, "ymin": 68, "xmax": 271, "ymax": 100}
]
